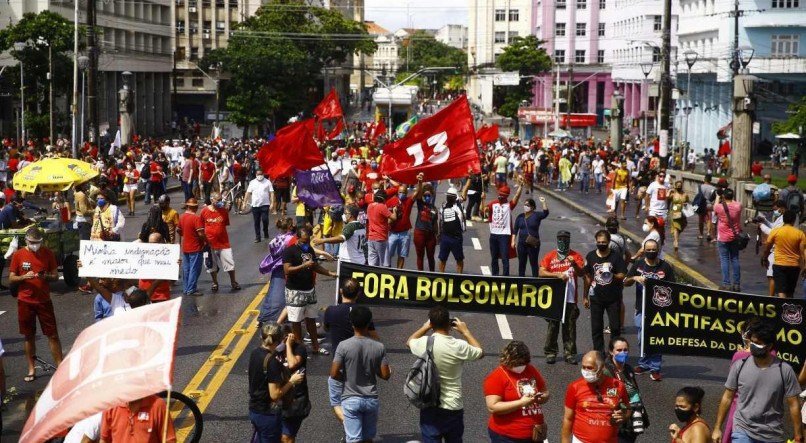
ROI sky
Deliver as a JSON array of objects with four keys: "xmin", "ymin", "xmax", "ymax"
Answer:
[{"xmin": 364, "ymin": 0, "xmax": 468, "ymax": 32}]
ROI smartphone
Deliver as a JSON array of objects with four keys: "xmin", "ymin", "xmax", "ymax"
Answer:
[
  {"xmin": 450, "ymin": 318, "xmax": 458, "ymax": 326},
  {"xmin": 298, "ymin": 367, "xmax": 306, "ymax": 374}
]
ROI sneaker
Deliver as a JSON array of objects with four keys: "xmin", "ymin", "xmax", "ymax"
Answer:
[
  {"xmin": 649, "ymin": 371, "xmax": 663, "ymax": 381},
  {"xmin": 633, "ymin": 366, "xmax": 648, "ymax": 375},
  {"xmin": 565, "ymin": 356, "xmax": 578, "ymax": 365},
  {"xmin": 731, "ymin": 285, "xmax": 741, "ymax": 293},
  {"xmin": 604, "ymin": 326, "xmax": 611, "ymax": 334},
  {"xmin": 189, "ymin": 290, "xmax": 204, "ymax": 297},
  {"xmin": 546, "ymin": 355, "xmax": 557, "ymax": 364}
]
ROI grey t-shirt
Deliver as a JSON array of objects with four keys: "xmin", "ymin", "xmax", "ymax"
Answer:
[
  {"xmin": 725, "ymin": 356, "xmax": 801, "ymax": 441},
  {"xmin": 334, "ymin": 336, "xmax": 388, "ymax": 399}
]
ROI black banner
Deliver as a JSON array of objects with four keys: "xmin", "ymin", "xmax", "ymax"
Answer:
[
  {"xmin": 337, "ymin": 262, "xmax": 567, "ymax": 321},
  {"xmin": 642, "ymin": 279, "xmax": 805, "ymax": 370}
]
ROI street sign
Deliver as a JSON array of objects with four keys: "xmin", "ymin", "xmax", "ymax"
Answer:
[
  {"xmin": 493, "ymin": 72, "xmax": 520, "ymax": 86},
  {"xmin": 753, "ymin": 121, "xmax": 760, "ymax": 134}
]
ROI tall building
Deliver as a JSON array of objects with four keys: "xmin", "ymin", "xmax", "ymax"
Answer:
[
  {"xmin": 351, "ymin": 21, "xmax": 398, "ymax": 102},
  {"xmin": 0, "ymin": 0, "xmax": 172, "ymax": 138},
  {"xmin": 436, "ymin": 24, "xmax": 468, "ymax": 50}
]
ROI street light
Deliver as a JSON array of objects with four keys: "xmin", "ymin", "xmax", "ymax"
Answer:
[
  {"xmin": 38, "ymin": 37, "xmax": 54, "ymax": 144},
  {"xmin": 738, "ymin": 46, "xmax": 755, "ymax": 72},
  {"xmin": 14, "ymin": 41, "xmax": 27, "ymax": 145},
  {"xmin": 639, "ymin": 62, "xmax": 654, "ymax": 144},
  {"xmin": 683, "ymin": 50, "xmax": 698, "ymax": 166},
  {"xmin": 78, "ymin": 55, "xmax": 90, "ymax": 145}
]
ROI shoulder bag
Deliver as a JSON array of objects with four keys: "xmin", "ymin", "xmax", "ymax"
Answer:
[
  {"xmin": 721, "ymin": 202, "xmax": 749, "ymax": 250},
  {"xmin": 524, "ymin": 213, "xmax": 540, "ymax": 248}
]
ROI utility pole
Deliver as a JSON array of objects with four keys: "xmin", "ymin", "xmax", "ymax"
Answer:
[
  {"xmin": 71, "ymin": 0, "xmax": 79, "ymax": 157},
  {"xmin": 658, "ymin": 0, "xmax": 672, "ymax": 166},
  {"xmin": 731, "ymin": 0, "xmax": 740, "ymax": 77},
  {"xmin": 565, "ymin": 64, "xmax": 573, "ymax": 131},
  {"xmin": 86, "ymin": 0, "xmax": 99, "ymax": 145},
  {"xmin": 48, "ymin": 43, "xmax": 53, "ymax": 143},
  {"xmin": 554, "ymin": 63, "xmax": 560, "ymax": 130}
]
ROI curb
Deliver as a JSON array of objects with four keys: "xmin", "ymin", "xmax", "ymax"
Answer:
[{"xmin": 539, "ymin": 186, "xmax": 719, "ymax": 290}]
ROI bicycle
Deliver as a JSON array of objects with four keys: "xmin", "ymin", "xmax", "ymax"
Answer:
[
  {"xmin": 221, "ymin": 181, "xmax": 245, "ymax": 213},
  {"xmin": 158, "ymin": 390, "xmax": 204, "ymax": 443}
]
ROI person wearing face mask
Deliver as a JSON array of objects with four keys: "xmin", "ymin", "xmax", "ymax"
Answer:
[
  {"xmin": 669, "ymin": 387, "xmax": 710, "ymax": 443},
  {"xmin": 539, "ymin": 230, "xmax": 585, "ymax": 365},
  {"xmin": 644, "ymin": 170, "xmax": 670, "ymax": 224},
  {"xmin": 413, "ymin": 184, "xmax": 439, "ymax": 271},
  {"xmin": 178, "ymin": 198, "xmax": 206, "ymax": 297},
  {"xmin": 201, "ymin": 192, "xmax": 241, "ymax": 292},
  {"xmin": 761, "ymin": 209, "xmax": 806, "ymax": 299},
  {"xmin": 487, "ymin": 177, "xmax": 524, "ymax": 276},
  {"xmin": 712, "ymin": 322, "xmax": 803, "ymax": 443},
  {"xmin": 438, "ymin": 187, "xmax": 467, "ymax": 273},
  {"xmin": 483, "ymin": 340, "xmax": 548, "ymax": 443},
  {"xmin": 561, "ymin": 351, "xmax": 630, "ymax": 443},
  {"xmin": 668, "ymin": 180, "xmax": 690, "ymax": 252},
  {"xmin": 632, "ymin": 216, "xmax": 665, "ymax": 262},
  {"xmin": 751, "ymin": 200, "xmax": 788, "ymax": 297},
  {"xmin": 513, "ymin": 196, "xmax": 549, "ymax": 277},
  {"xmin": 122, "ymin": 162, "xmax": 140, "ymax": 216},
  {"xmin": 385, "ymin": 173, "xmax": 424, "ymax": 268},
  {"xmin": 602, "ymin": 337, "xmax": 649, "ymax": 442},
  {"xmin": 90, "ymin": 189, "xmax": 125, "ymax": 241},
  {"xmin": 583, "ymin": 230, "xmax": 628, "ymax": 354},
  {"xmin": 242, "ymin": 170, "xmax": 275, "ymax": 243},
  {"xmin": 313, "ymin": 206, "xmax": 367, "ymax": 265}
]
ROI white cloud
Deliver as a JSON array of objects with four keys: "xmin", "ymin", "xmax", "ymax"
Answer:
[{"xmin": 365, "ymin": 0, "xmax": 468, "ymax": 32}]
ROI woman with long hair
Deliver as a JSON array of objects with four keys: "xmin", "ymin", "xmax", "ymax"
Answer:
[
  {"xmin": 138, "ymin": 205, "xmax": 170, "ymax": 243},
  {"xmin": 632, "ymin": 215, "xmax": 665, "ymax": 262}
]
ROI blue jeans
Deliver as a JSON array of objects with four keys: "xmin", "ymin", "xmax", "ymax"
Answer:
[
  {"xmin": 634, "ymin": 313, "xmax": 662, "ymax": 372},
  {"xmin": 420, "ymin": 407, "xmax": 464, "ymax": 443},
  {"xmin": 717, "ymin": 241, "xmax": 741, "ymax": 287},
  {"xmin": 595, "ymin": 172, "xmax": 604, "ymax": 192},
  {"xmin": 580, "ymin": 172, "xmax": 590, "ymax": 192},
  {"xmin": 144, "ymin": 180, "xmax": 152, "ymax": 204},
  {"xmin": 731, "ymin": 429, "xmax": 784, "ymax": 443},
  {"xmin": 341, "ymin": 396, "xmax": 379, "ymax": 443},
  {"xmin": 249, "ymin": 410, "xmax": 282, "ymax": 443},
  {"xmin": 182, "ymin": 251, "xmax": 203, "ymax": 295},
  {"xmin": 325, "ymin": 242, "xmax": 340, "ymax": 256},
  {"xmin": 258, "ymin": 269, "xmax": 286, "ymax": 324},
  {"xmin": 489, "ymin": 233, "xmax": 511, "ymax": 276},
  {"xmin": 182, "ymin": 180, "xmax": 194, "ymax": 201},
  {"xmin": 385, "ymin": 231, "xmax": 410, "ymax": 266}
]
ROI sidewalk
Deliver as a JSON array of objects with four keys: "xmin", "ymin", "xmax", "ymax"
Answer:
[{"xmin": 540, "ymin": 182, "xmax": 771, "ymax": 295}]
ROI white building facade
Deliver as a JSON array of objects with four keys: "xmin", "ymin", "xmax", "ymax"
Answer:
[{"xmin": 436, "ymin": 24, "xmax": 468, "ymax": 50}]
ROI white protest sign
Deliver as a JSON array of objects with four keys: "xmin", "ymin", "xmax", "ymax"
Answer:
[{"xmin": 78, "ymin": 241, "xmax": 180, "ymax": 280}]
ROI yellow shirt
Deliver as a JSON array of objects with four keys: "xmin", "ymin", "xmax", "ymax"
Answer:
[
  {"xmin": 767, "ymin": 225, "xmax": 806, "ymax": 267},
  {"xmin": 162, "ymin": 208, "xmax": 180, "ymax": 244},
  {"xmin": 614, "ymin": 169, "xmax": 629, "ymax": 189},
  {"xmin": 292, "ymin": 187, "xmax": 306, "ymax": 217}
]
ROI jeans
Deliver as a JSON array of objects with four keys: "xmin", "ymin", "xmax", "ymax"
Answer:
[
  {"xmin": 258, "ymin": 269, "xmax": 286, "ymax": 324},
  {"xmin": 249, "ymin": 410, "xmax": 282, "ymax": 443},
  {"xmin": 181, "ymin": 180, "xmax": 193, "ymax": 201},
  {"xmin": 590, "ymin": 296, "xmax": 622, "ymax": 354},
  {"xmin": 385, "ymin": 231, "xmax": 410, "ymax": 266},
  {"xmin": 717, "ymin": 241, "xmax": 741, "ymax": 287},
  {"xmin": 579, "ymin": 172, "xmax": 590, "ymax": 192},
  {"xmin": 182, "ymin": 251, "xmax": 203, "ymax": 295},
  {"xmin": 341, "ymin": 396, "xmax": 379, "ymax": 443},
  {"xmin": 489, "ymin": 233, "xmax": 511, "ymax": 276},
  {"xmin": 144, "ymin": 180, "xmax": 152, "ymax": 204},
  {"xmin": 595, "ymin": 172, "xmax": 604, "ymax": 192},
  {"xmin": 634, "ymin": 313, "xmax": 662, "ymax": 372},
  {"xmin": 413, "ymin": 229, "xmax": 437, "ymax": 271},
  {"xmin": 252, "ymin": 205, "xmax": 270, "ymax": 240},
  {"xmin": 325, "ymin": 242, "xmax": 340, "ymax": 256},
  {"xmin": 150, "ymin": 181, "xmax": 165, "ymax": 202},
  {"xmin": 202, "ymin": 180, "xmax": 214, "ymax": 204},
  {"xmin": 420, "ymin": 407, "xmax": 464, "ymax": 443},
  {"xmin": 367, "ymin": 240, "xmax": 387, "ymax": 266},
  {"xmin": 516, "ymin": 242, "xmax": 539, "ymax": 277},
  {"xmin": 545, "ymin": 303, "xmax": 579, "ymax": 359},
  {"xmin": 731, "ymin": 429, "xmax": 784, "ymax": 443}
]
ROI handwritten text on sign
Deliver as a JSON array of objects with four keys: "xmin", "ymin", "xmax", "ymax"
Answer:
[{"xmin": 78, "ymin": 240, "xmax": 180, "ymax": 280}]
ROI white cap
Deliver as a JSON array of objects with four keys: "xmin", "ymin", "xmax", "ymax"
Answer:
[{"xmin": 446, "ymin": 187, "xmax": 458, "ymax": 196}]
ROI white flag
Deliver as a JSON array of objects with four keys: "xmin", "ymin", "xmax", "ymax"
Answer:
[{"xmin": 109, "ymin": 129, "xmax": 121, "ymax": 156}]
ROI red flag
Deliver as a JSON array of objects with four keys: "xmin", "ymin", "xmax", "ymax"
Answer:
[
  {"xmin": 327, "ymin": 119, "xmax": 344, "ymax": 140},
  {"xmin": 370, "ymin": 120, "xmax": 387, "ymax": 140},
  {"xmin": 258, "ymin": 119, "xmax": 325, "ymax": 180},
  {"xmin": 20, "ymin": 298, "xmax": 182, "ymax": 443},
  {"xmin": 380, "ymin": 95, "xmax": 481, "ymax": 184},
  {"xmin": 313, "ymin": 89, "xmax": 344, "ymax": 119},
  {"xmin": 477, "ymin": 124, "xmax": 499, "ymax": 143}
]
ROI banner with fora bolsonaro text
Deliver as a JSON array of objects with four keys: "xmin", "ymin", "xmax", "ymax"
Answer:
[
  {"xmin": 338, "ymin": 262, "xmax": 567, "ymax": 321},
  {"xmin": 641, "ymin": 279, "xmax": 805, "ymax": 370}
]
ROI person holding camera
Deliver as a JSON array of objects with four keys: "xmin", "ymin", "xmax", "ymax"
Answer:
[
  {"xmin": 602, "ymin": 337, "xmax": 649, "ymax": 442},
  {"xmin": 406, "ymin": 306, "xmax": 483, "ymax": 442}
]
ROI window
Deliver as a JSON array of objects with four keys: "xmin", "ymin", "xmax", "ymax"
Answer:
[
  {"xmin": 652, "ymin": 47, "xmax": 661, "ymax": 62},
  {"xmin": 576, "ymin": 23, "xmax": 586, "ymax": 36},
  {"xmin": 771, "ymin": 34, "xmax": 799, "ymax": 57},
  {"xmin": 216, "ymin": 21, "xmax": 225, "ymax": 32},
  {"xmin": 577, "ymin": 0, "xmax": 587, "ymax": 8},
  {"xmin": 575, "ymin": 50, "xmax": 586, "ymax": 63},
  {"xmin": 509, "ymin": 31, "xmax": 519, "ymax": 41},
  {"xmin": 554, "ymin": 49, "xmax": 566, "ymax": 63},
  {"xmin": 494, "ymin": 31, "xmax": 506, "ymax": 43},
  {"xmin": 509, "ymin": 9, "xmax": 519, "ymax": 21},
  {"xmin": 192, "ymin": 78, "xmax": 204, "ymax": 87},
  {"xmin": 176, "ymin": 20, "xmax": 185, "ymax": 33},
  {"xmin": 556, "ymin": 23, "xmax": 566, "ymax": 36},
  {"xmin": 189, "ymin": 47, "xmax": 198, "ymax": 60},
  {"xmin": 557, "ymin": 0, "xmax": 566, "ymax": 8},
  {"xmin": 495, "ymin": 9, "xmax": 506, "ymax": 21},
  {"xmin": 598, "ymin": 49, "xmax": 605, "ymax": 63},
  {"xmin": 772, "ymin": 0, "xmax": 799, "ymax": 7},
  {"xmin": 175, "ymin": 77, "xmax": 185, "ymax": 87},
  {"xmin": 598, "ymin": 23, "xmax": 606, "ymax": 36},
  {"xmin": 653, "ymin": 15, "xmax": 662, "ymax": 31},
  {"xmin": 599, "ymin": 0, "xmax": 606, "ymax": 8}
]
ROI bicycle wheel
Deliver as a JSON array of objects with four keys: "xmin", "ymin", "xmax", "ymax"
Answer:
[{"xmin": 158, "ymin": 390, "xmax": 204, "ymax": 443}]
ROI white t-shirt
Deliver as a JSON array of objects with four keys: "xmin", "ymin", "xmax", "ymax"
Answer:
[
  {"xmin": 246, "ymin": 178, "xmax": 274, "ymax": 207},
  {"xmin": 592, "ymin": 159, "xmax": 604, "ymax": 174},
  {"xmin": 64, "ymin": 412, "xmax": 102, "ymax": 443},
  {"xmin": 489, "ymin": 201, "xmax": 514, "ymax": 236},
  {"xmin": 646, "ymin": 181, "xmax": 669, "ymax": 217},
  {"xmin": 109, "ymin": 291, "xmax": 132, "ymax": 316},
  {"xmin": 327, "ymin": 159, "xmax": 343, "ymax": 182}
]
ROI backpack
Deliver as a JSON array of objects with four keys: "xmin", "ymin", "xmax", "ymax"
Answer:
[
  {"xmin": 785, "ymin": 188, "xmax": 803, "ymax": 214},
  {"xmin": 140, "ymin": 161, "xmax": 151, "ymax": 180},
  {"xmin": 404, "ymin": 335, "xmax": 441, "ymax": 409},
  {"xmin": 692, "ymin": 185, "xmax": 707, "ymax": 215}
]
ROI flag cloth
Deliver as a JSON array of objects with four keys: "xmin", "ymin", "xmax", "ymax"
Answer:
[
  {"xmin": 370, "ymin": 120, "xmax": 387, "ymax": 140},
  {"xmin": 326, "ymin": 119, "xmax": 344, "ymax": 140},
  {"xmin": 476, "ymin": 124, "xmax": 500, "ymax": 143},
  {"xmin": 257, "ymin": 119, "xmax": 325, "ymax": 180},
  {"xmin": 109, "ymin": 129, "xmax": 121, "ymax": 156},
  {"xmin": 380, "ymin": 95, "xmax": 481, "ymax": 184},
  {"xmin": 313, "ymin": 89, "xmax": 344, "ymax": 120},
  {"xmin": 294, "ymin": 167, "xmax": 344, "ymax": 208},
  {"xmin": 20, "ymin": 298, "xmax": 182, "ymax": 443},
  {"xmin": 395, "ymin": 115, "xmax": 420, "ymax": 138}
]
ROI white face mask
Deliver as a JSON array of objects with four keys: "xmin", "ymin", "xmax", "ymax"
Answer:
[
  {"xmin": 581, "ymin": 368, "xmax": 600, "ymax": 384},
  {"xmin": 28, "ymin": 242, "xmax": 41, "ymax": 252},
  {"xmin": 523, "ymin": 205, "xmax": 532, "ymax": 213},
  {"xmin": 642, "ymin": 224, "xmax": 651, "ymax": 233},
  {"xmin": 256, "ymin": 175, "xmax": 265, "ymax": 181},
  {"xmin": 342, "ymin": 214, "xmax": 349, "ymax": 223},
  {"xmin": 511, "ymin": 365, "xmax": 527, "ymax": 373}
]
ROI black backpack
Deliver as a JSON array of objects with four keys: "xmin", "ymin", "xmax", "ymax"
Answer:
[
  {"xmin": 140, "ymin": 161, "xmax": 151, "ymax": 180},
  {"xmin": 404, "ymin": 335, "xmax": 441, "ymax": 409},
  {"xmin": 785, "ymin": 188, "xmax": 803, "ymax": 214}
]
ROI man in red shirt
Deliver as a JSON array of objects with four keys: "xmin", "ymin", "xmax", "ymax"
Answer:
[
  {"xmin": 366, "ymin": 189, "xmax": 397, "ymax": 266},
  {"xmin": 200, "ymin": 192, "xmax": 240, "ymax": 292},
  {"xmin": 384, "ymin": 173, "xmax": 424, "ymax": 268},
  {"xmin": 149, "ymin": 156, "xmax": 165, "ymax": 202},
  {"xmin": 199, "ymin": 155, "xmax": 216, "ymax": 204},
  {"xmin": 177, "ymin": 198, "xmax": 206, "ymax": 296},
  {"xmin": 100, "ymin": 394, "xmax": 176, "ymax": 443},
  {"xmin": 539, "ymin": 230, "xmax": 585, "ymax": 365},
  {"xmin": 9, "ymin": 227, "xmax": 63, "ymax": 381},
  {"xmin": 561, "ymin": 351, "xmax": 629, "ymax": 443}
]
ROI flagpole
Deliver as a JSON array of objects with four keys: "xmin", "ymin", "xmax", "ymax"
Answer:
[{"xmin": 162, "ymin": 388, "xmax": 172, "ymax": 443}]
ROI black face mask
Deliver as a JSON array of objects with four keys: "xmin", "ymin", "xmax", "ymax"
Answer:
[
  {"xmin": 645, "ymin": 251, "xmax": 659, "ymax": 260},
  {"xmin": 674, "ymin": 407, "xmax": 695, "ymax": 423},
  {"xmin": 596, "ymin": 243, "xmax": 609, "ymax": 252},
  {"xmin": 750, "ymin": 342, "xmax": 768, "ymax": 358}
]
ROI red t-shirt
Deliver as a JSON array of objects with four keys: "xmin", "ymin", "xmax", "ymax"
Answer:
[
  {"xmin": 540, "ymin": 250, "xmax": 585, "ymax": 302},
  {"xmin": 366, "ymin": 202, "xmax": 392, "ymax": 241},
  {"xmin": 232, "ymin": 162, "xmax": 244, "ymax": 182},
  {"xmin": 10, "ymin": 247, "xmax": 57, "ymax": 304},
  {"xmin": 150, "ymin": 163, "xmax": 164, "ymax": 182},
  {"xmin": 101, "ymin": 395, "xmax": 176, "ymax": 443},
  {"xmin": 178, "ymin": 212, "xmax": 205, "ymax": 253},
  {"xmin": 7, "ymin": 158, "xmax": 19, "ymax": 173},
  {"xmin": 387, "ymin": 196, "xmax": 416, "ymax": 233},
  {"xmin": 483, "ymin": 365, "xmax": 547, "ymax": 439},
  {"xmin": 200, "ymin": 206, "xmax": 230, "ymax": 249},
  {"xmin": 4, "ymin": 188, "xmax": 15, "ymax": 201},
  {"xmin": 200, "ymin": 161, "xmax": 216, "ymax": 182},
  {"xmin": 563, "ymin": 376, "xmax": 629, "ymax": 443},
  {"xmin": 139, "ymin": 279, "xmax": 171, "ymax": 302}
]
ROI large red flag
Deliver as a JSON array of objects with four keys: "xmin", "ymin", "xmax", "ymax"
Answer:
[
  {"xmin": 370, "ymin": 120, "xmax": 387, "ymax": 140},
  {"xmin": 380, "ymin": 95, "xmax": 480, "ymax": 184},
  {"xmin": 258, "ymin": 119, "xmax": 325, "ymax": 179},
  {"xmin": 326, "ymin": 119, "xmax": 344, "ymax": 140},
  {"xmin": 477, "ymin": 124, "xmax": 500, "ymax": 143},
  {"xmin": 313, "ymin": 89, "xmax": 344, "ymax": 119},
  {"xmin": 20, "ymin": 298, "xmax": 182, "ymax": 443}
]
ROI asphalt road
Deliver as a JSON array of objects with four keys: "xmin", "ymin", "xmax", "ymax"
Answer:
[{"xmin": 1, "ymin": 187, "xmax": 742, "ymax": 442}]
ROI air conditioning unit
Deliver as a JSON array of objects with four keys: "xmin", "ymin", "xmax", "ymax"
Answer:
[
  {"xmin": 188, "ymin": 6, "xmax": 197, "ymax": 12},
  {"xmin": 203, "ymin": 32, "xmax": 211, "ymax": 39}
]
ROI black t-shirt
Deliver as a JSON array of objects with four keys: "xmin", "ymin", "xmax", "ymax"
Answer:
[
  {"xmin": 275, "ymin": 341, "xmax": 309, "ymax": 395},
  {"xmin": 247, "ymin": 347, "xmax": 283, "ymax": 415},
  {"xmin": 323, "ymin": 303, "xmax": 376, "ymax": 355},
  {"xmin": 627, "ymin": 258, "xmax": 676, "ymax": 314},
  {"xmin": 584, "ymin": 249, "xmax": 627, "ymax": 302},
  {"xmin": 283, "ymin": 244, "xmax": 316, "ymax": 291}
]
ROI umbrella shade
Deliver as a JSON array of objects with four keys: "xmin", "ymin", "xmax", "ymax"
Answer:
[
  {"xmin": 13, "ymin": 158, "xmax": 99, "ymax": 193},
  {"xmin": 775, "ymin": 132, "xmax": 801, "ymax": 140},
  {"xmin": 548, "ymin": 129, "xmax": 572, "ymax": 139}
]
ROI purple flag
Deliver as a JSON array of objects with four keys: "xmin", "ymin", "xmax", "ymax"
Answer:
[{"xmin": 294, "ymin": 168, "xmax": 344, "ymax": 208}]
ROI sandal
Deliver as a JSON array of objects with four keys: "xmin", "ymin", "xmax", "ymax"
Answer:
[
  {"xmin": 231, "ymin": 283, "xmax": 241, "ymax": 292},
  {"xmin": 211, "ymin": 283, "xmax": 219, "ymax": 292},
  {"xmin": 314, "ymin": 347, "xmax": 330, "ymax": 356},
  {"xmin": 24, "ymin": 373, "xmax": 36, "ymax": 382}
]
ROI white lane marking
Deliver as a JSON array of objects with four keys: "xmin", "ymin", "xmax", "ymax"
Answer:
[
  {"xmin": 479, "ymin": 265, "xmax": 513, "ymax": 340},
  {"xmin": 0, "ymin": 311, "xmax": 5, "ymax": 316},
  {"xmin": 472, "ymin": 238, "xmax": 482, "ymax": 250},
  {"xmin": 466, "ymin": 221, "xmax": 473, "ymax": 227}
]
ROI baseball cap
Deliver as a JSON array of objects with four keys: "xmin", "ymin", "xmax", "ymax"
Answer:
[
  {"xmin": 557, "ymin": 230, "xmax": 571, "ymax": 238},
  {"xmin": 499, "ymin": 186, "xmax": 511, "ymax": 197},
  {"xmin": 787, "ymin": 174, "xmax": 797, "ymax": 184},
  {"xmin": 446, "ymin": 187, "xmax": 458, "ymax": 196}
]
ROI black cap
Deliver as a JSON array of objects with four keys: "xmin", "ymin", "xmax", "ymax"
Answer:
[{"xmin": 557, "ymin": 230, "xmax": 571, "ymax": 238}]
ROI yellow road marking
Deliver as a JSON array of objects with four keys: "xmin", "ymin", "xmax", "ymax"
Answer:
[{"xmin": 174, "ymin": 282, "xmax": 270, "ymax": 442}]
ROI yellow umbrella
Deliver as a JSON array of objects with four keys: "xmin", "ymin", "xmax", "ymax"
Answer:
[{"xmin": 12, "ymin": 158, "xmax": 99, "ymax": 193}]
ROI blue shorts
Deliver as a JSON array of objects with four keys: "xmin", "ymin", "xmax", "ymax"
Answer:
[
  {"xmin": 387, "ymin": 231, "xmax": 410, "ymax": 261},
  {"xmin": 328, "ymin": 376, "xmax": 344, "ymax": 407},
  {"xmin": 282, "ymin": 416, "xmax": 304, "ymax": 437},
  {"xmin": 496, "ymin": 172, "xmax": 507, "ymax": 183},
  {"xmin": 438, "ymin": 235, "xmax": 464, "ymax": 262}
]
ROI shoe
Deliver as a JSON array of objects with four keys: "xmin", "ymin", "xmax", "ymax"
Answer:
[
  {"xmin": 731, "ymin": 285, "xmax": 741, "ymax": 292},
  {"xmin": 254, "ymin": 238, "xmax": 261, "ymax": 243},
  {"xmin": 189, "ymin": 290, "xmax": 204, "ymax": 297},
  {"xmin": 633, "ymin": 366, "xmax": 648, "ymax": 375},
  {"xmin": 565, "ymin": 356, "xmax": 578, "ymax": 365},
  {"xmin": 604, "ymin": 326, "xmax": 611, "ymax": 334},
  {"xmin": 546, "ymin": 355, "xmax": 557, "ymax": 364},
  {"xmin": 79, "ymin": 283, "xmax": 93, "ymax": 293},
  {"xmin": 649, "ymin": 371, "xmax": 662, "ymax": 381}
]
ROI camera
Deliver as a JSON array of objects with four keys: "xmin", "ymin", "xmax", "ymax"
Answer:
[{"xmin": 631, "ymin": 405, "xmax": 645, "ymax": 434}]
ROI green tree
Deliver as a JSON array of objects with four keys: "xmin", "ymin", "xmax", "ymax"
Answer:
[
  {"xmin": 494, "ymin": 35, "xmax": 552, "ymax": 120},
  {"xmin": 395, "ymin": 31, "xmax": 467, "ymax": 93},
  {"xmin": 202, "ymin": 1, "xmax": 376, "ymax": 131},
  {"xmin": 0, "ymin": 11, "xmax": 80, "ymax": 138},
  {"xmin": 772, "ymin": 97, "xmax": 806, "ymax": 135}
]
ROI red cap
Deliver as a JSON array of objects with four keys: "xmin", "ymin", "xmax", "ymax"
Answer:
[
  {"xmin": 787, "ymin": 174, "xmax": 797, "ymax": 184},
  {"xmin": 499, "ymin": 186, "xmax": 511, "ymax": 197}
]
